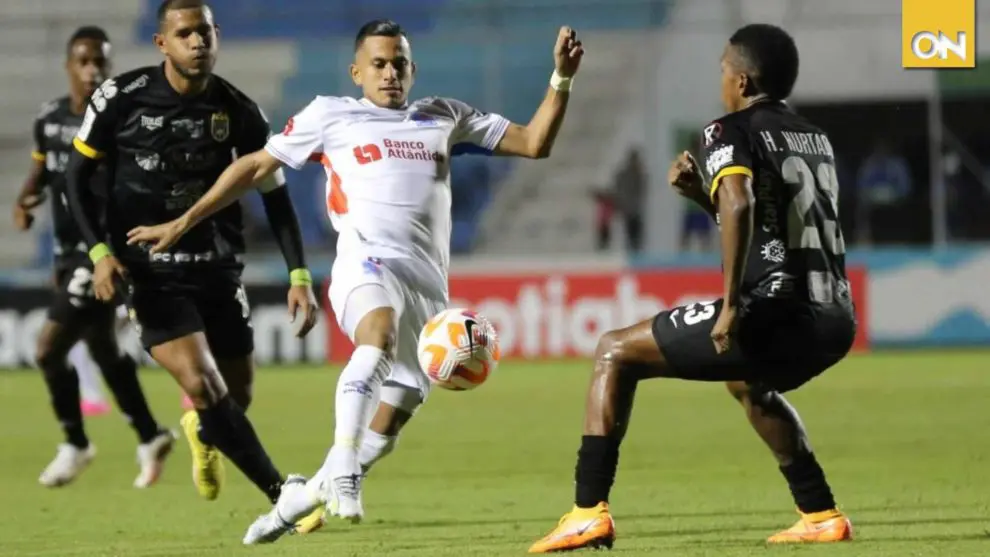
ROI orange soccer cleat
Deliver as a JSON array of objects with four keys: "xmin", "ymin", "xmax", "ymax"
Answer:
[
  {"xmin": 767, "ymin": 509, "xmax": 853, "ymax": 544},
  {"xmin": 528, "ymin": 502, "xmax": 616, "ymax": 553}
]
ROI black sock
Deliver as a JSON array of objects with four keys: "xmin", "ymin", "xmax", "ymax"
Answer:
[
  {"xmin": 197, "ymin": 396, "xmax": 284, "ymax": 503},
  {"xmin": 40, "ymin": 362, "xmax": 88, "ymax": 449},
  {"xmin": 780, "ymin": 451, "xmax": 836, "ymax": 513},
  {"xmin": 574, "ymin": 435, "xmax": 620, "ymax": 508},
  {"xmin": 101, "ymin": 355, "xmax": 161, "ymax": 443}
]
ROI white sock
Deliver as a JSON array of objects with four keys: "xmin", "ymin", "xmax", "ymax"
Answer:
[
  {"xmin": 327, "ymin": 345, "xmax": 391, "ymax": 476},
  {"xmin": 69, "ymin": 343, "xmax": 105, "ymax": 403},
  {"xmin": 359, "ymin": 430, "xmax": 397, "ymax": 474}
]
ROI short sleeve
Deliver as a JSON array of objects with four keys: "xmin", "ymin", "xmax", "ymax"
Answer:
[
  {"xmin": 74, "ymin": 78, "xmax": 121, "ymax": 159},
  {"xmin": 31, "ymin": 116, "xmax": 45, "ymax": 162},
  {"xmin": 701, "ymin": 119, "xmax": 754, "ymax": 202},
  {"xmin": 444, "ymin": 98, "xmax": 510, "ymax": 151},
  {"xmin": 265, "ymin": 99, "xmax": 325, "ymax": 170},
  {"xmin": 238, "ymin": 102, "xmax": 273, "ymax": 155}
]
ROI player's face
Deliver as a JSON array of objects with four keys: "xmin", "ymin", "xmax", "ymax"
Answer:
[
  {"xmin": 351, "ymin": 36, "xmax": 415, "ymax": 109},
  {"xmin": 155, "ymin": 7, "xmax": 218, "ymax": 80},
  {"xmin": 719, "ymin": 45, "xmax": 747, "ymax": 113},
  {"xmin": 66, "ymin": 39, "xmax": 111, "ymax": 99}
]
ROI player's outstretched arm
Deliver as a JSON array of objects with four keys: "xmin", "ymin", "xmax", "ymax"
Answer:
[
  {"xmin": 492, "ymin": 26, "xmax": 584, "ymax": 159},
  {"xmin": 126, "ymin": 149, "xmax": 283, "ymax": 253},
  {"xmin": 185, "ymin": 149, "xmax": 284, "ymax": 231}
]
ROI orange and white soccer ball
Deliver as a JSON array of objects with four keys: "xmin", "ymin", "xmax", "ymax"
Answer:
[{"xmin": 417, "ymin": 308, "xmax": 500, "ymax": 391}]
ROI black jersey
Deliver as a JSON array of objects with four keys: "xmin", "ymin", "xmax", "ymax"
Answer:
[
  {"xmin": 32, "ymin": 96, "xmax": 107, "ymax": 257},
  {"xmin": 701, "ymin": 100, "xmax": 851, "ymax": 311},
  {"xmin": 72, "ymin": 64, "xmax": 271, "ymax": 271}
]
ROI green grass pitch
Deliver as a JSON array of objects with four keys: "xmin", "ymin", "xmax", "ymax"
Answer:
[{"xmin": 0, "ymin": 351, "xmax": 988, "ymax": 556}]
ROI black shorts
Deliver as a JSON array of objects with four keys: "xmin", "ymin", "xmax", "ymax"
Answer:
[
  {"xmin": 127, "ymin": 268, "xmax": 253, "ymax": 358},
  {"xmin": 652, "ymin": 298, "xmax": 856, "ymax": 393},
  {"xmin": 48, "ymin": 254, "xmax": 117, "ymax": 329}
]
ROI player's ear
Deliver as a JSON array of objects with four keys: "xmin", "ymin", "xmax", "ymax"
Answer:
[
  {"xmin": 410, "ymin": 61, "xmax": 417, "ymax": 77},
  {"xmin": 349, "ymin": 63, "xmax": 361, "ymax": 86},
  {"xmin": 213, "ymin": 24, "xmax": 220, "ymax": 41},
  {"xmin": 153, "ymin": 32, "xmax": 167, "ymax": 55},
  {"xmin": 740, "ymin": 73, "xmax": 758, "ymax": 98}
]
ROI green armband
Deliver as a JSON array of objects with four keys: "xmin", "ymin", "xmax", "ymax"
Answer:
[
  {"xmin": 289, "ymin": 268, "xmax": 313, "ymax": 286},
  {"xmin": 89, "ymin": 243, "xmax": 111, "ymax": 264}
]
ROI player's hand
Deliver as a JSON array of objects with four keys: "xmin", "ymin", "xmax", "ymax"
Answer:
[
  {"xmin": 20, "ymin": 192, "xmax": 46, "ymax": 209},
  {"xmin": 126, "ymin": 218, "xmax": 188, "ymax": 254},
  {"xmin": 553, "ymin": 26, "xmax": 584, "ymax": 78},
  {"xmin": 12, "ymin": 205, "xmax": 34, "ymax": 231},
  {"xmin": 668, "ymin": 151, "xmax": 704, "ymax": 197},
  {"xmin": 286, "ymin": 285, "xmax": 319, "ymax": 338},
  {"xmin": 710, "ymin": 304, "xmax": 738, "ymax": 355},
  {"xmin": 93, "ymin": 255, "xmax": 128, "ymax": 302}
]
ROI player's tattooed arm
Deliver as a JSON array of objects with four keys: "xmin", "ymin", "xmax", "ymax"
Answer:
[{"xmin": 493, "ymin": 26, "xmax": 584, "ymax": 159}]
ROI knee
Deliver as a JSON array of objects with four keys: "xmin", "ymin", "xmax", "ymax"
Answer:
[
  {"xmin": 227, "ymin": 382, "xmax": 253, "ymax": 411},
  {"xmin": 354, "ymin": 308, "xmax": 397, "ymax": 356},
  {"xmin": 176, "ymin": 364, "xmax": 227, "ymax": 407},
  {"xmin": 35, "ymin": 340, "xmax": 66, "ymax": 373},
  {"xmin": 594, "ymin": 330, "xmax": 635, "ymax": 368},
  {"xmin": 725, "ymin": 381, "xmax": 750, "ymax": 404},
  {"xmin": 726, "ymin": 381, "xmax": 777, "ymax": 410}
]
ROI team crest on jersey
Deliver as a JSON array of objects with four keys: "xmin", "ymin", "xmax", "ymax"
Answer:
[
  {"xmin": 210, "ymin": 112, "xmax": 230, "ymax": 141},
  {"xmin": 409, "ymin": 112, "xmax": 438, "ymax": 127}
]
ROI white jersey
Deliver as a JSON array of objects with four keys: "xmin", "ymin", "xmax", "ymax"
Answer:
[{"xmin": 265, "ymin": 96, "xmax": 509, "ymax": 284}]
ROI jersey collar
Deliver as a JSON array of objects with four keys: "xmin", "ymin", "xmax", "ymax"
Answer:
[{"xmin": 359, "ymin": 97, "xmax": 409, "ymax": 110}]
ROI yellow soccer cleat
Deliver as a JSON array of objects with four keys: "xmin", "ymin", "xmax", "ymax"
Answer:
[
  {"xmin": 528, "ymin": 502, "xmax": 616, "ymax": 553},
  {"xmin": 767, "ymin": 509, "xmax": 853, "ymax": 543},
  {"xmin": 294, "ymin": 507, "xmax": 326, "ymax": 534},
  {"xmin": 180, "ymin": 410, "xmax": 224, "ymax": 501}
]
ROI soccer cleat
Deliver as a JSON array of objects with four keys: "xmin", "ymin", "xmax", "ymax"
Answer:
[
  {"xmin": 81, "ymin": 399, "xmax": 111, "ymax": 417},
  {"xmin": 133, "ymin": 429, "xmax": 177, "ymax": 488},
  {"xmin": 294, "ymin": 507, "xmax": 326, "ymax": 534},
  {"xmin": 528, "ymin": 502, "xmax": 616, "ymax": 553},
  {"xmin": 179, "ymin": 410, "xmax": 224, "ymax": 500},
  {"xmin": 39, "ymin": 443, "xmax": 96, "ymax": 488},
  {"xmin": 325, "ymin": 473, "xmax": 364, "ymax": 524},
  {"xmin": 766, "ymin": 509, "xmax": 853, "ymax": 543},
  {"xmin": 243, "ymin": 475, "xmax": 320, "ymax": 545}
]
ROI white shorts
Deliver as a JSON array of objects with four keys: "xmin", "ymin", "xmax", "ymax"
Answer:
[{"xmin": 328, "ymin": 253, "xmax": 448, "ymax": 409}]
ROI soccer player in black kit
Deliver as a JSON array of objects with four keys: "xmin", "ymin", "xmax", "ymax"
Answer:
[
  {"xmin": 529, "ymin": 24, "xmax": 856, "ymax": 553},
  {"xmin": 65, "ymin": 0, "xmax": 319, "ymax": 508},
  {"xmin": 14, "ymin": 26, "xmax": 175, "ymax": 490}
]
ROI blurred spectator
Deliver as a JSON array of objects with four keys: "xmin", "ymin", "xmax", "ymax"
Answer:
[
  {"xmin": 680, "ymin": 201, "xmax": 714, "ymax": 252},
  {"xmin": 591, "ymin": 188, "xmax": 615, "ymax": 251},
  {"xmin": 856, "ymin": 140, "xmax": 912, "ymax": 244},
  {"xmin": 612, "ymin": 148, "xmax": 647, "ymax": 253}
]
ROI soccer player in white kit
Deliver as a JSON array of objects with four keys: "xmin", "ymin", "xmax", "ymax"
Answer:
[{"xmin": 125, "ymin": 19, "xmax": 584, "ymax": 543}]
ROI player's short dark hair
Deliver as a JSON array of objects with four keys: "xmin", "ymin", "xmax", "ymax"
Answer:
[
  {"xmin": 67, "ymin": 26, "xmax": 110, "ymax": 57},
  {"xmin": 157, "ymin": 0, "xmax": 209, "ymax": 30},
  {"xmin": 355, "ymin": 19, "xmax": 406, "ymax": 51},
  {"xmin": 729, "ymin": 24, "xmax": 799, "ymax": 101}
]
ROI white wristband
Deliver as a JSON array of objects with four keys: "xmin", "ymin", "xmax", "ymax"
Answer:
[{"xmin": 550, "ymin": 70, "xmax": 573, "ymax": 92}]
